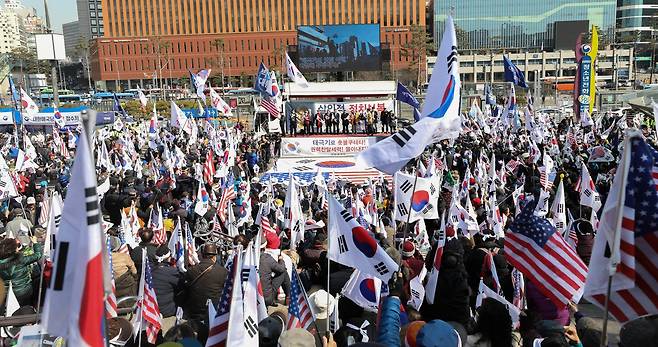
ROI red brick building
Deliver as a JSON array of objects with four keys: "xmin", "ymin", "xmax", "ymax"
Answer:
[{"xmin": 91, "ymin": 0, "xmax": 426, "ymax": 88}]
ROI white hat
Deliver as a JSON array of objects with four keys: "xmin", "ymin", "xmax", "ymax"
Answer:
[
  {"xmin": 308, "ymin": 290, "xmax": 335, "ymax": 320},
  {"xmin": 26, "ymin": 197, "xmax": 36, "ymax": 205}
]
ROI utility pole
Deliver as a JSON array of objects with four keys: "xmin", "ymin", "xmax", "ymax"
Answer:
[{"xmin": 43, "ymin": 0, "xmax": 59, "ymax": 107}]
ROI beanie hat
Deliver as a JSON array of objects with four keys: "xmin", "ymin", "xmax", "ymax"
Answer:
[
  {"xmin": 416, "ymin": 319, "xmax": 461, "ymax": 347},
  {"xmin": 404, "ymin": 321, "xmax": 426, "ymax": 347},
  {"xmin": 266, "ymin": 232, "xmax": 281, "ymax": 249},
  {"xmin": 401, "ymin": 241, "xmax": 415, "ymax": 258}
]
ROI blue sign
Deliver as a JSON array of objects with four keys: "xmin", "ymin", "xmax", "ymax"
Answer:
[{"xmin": 578, "ymin": 55, "xmax": 592, "ymax": 114}]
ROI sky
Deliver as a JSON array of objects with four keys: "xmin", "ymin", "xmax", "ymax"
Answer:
[{"xmin": 22, "ymin": 0, "xmax": 77, "ymax": 34}]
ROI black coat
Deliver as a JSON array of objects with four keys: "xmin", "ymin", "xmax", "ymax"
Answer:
[
  {"xmin": 184, "ymin": 258, "xmax": 228, "ymax": 320},
  {"xmin": 151, "ymin": 263, "xmax": 184, "ymax": 318},
  {"xmin": 259, "ymin": 253, "xmax": 287, "ymax": 300},
  {"xmin": 130, "ymin": 243, "xmax": 158, "ymax": 275}
]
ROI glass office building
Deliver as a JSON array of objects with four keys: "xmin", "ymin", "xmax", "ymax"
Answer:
[
  {"xmin": 616, "ymin": 0, "xmax": 658, "ymax": 44},
  {"xmin": 434, "ymin": 0, "xmax": 617, "ymax": 51}
]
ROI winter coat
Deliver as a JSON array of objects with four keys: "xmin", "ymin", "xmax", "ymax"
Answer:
[
  {"xmin": 130, "ymin": 242, "xmax": 158, "ymax": 275},
  {"xmin": 376, "ymin": 296, "xmax": 401, "ymax": 346},
  {"xmin": 0, "ymin": 243, "xmax": 43, "ymax": 297},
  {"xmin": 151, "ymin": 263, "xmax": 183, "ymax": 318},
  {"xmin": 259, "ymin": 252, "xmax": 287, "ymax": 301},
  {"xmin": 184, "ymin": 258, "xmax": 227, "ymax": 320}
]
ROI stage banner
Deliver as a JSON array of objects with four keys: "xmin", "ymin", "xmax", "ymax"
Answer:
[
  {"xmin": 286, "ymin": 99, "xmax": 394, "ymax": 117},
  {"xmin": 23, "ymin": 110, "xmax": 81, "ymax": 126},
  {"xmin": 0, "ymin": 110, "xmax": 17, "ymax": 125},
  {"xmin": 281, "ymin": 136, "xmax": 377, "ymax": 157}
]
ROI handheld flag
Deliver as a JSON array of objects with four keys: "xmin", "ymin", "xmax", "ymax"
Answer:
[
  {"xmin": 393, "ymin": 172, "xmax": 441, "ymax": 223},
  {"xmin": 584, "ymin": 134, "xmax": 658, "ymax": 322},
  {"xmin": 42, "ymin": 126, "xmax": 105, "ymax": 346},
  {"xmin": 254, "ymin": 62, "xmax": 270, "ymax": 94},
  {"xmin": 396, "ymin": 82, "xmax": 421, "ymax": 121},
  {"xmin": 190, "ymin": 69, "xmax": 211, "ymax": 101},
  {"xmin": 285, "ymin": 53, "xmax": 309, "ymax": 88},
  {"xmin": 504, "ymin": 203, "xmax": 588, "ymax": 306},
  {"xmin": 20, "ymin": 88, "xmax": 39, "ymax": 116},
  {"xmin": 137, "ymin": 86, "xmax": 148, "ymax": 108},
  {"xmin": 356, "ymin": 16, "xmax": 461, "ymax": 174},
  {"xmin": 503, "ymin": 56, "xmax": 529, "ymax": 88},
  {"xmin": 327, "ymin": 194, "xmax": 399, "ymax": 281}
]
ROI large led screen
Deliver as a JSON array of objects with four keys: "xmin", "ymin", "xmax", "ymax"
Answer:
[{"xmin": 297, "ymin": 24, "xmax": 381, "ymax": 72}]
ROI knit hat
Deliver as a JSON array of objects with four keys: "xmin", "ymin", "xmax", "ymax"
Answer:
[
  {"xmin": 278, "ymin": 328, "xmax": 315, "ymax": 347},
  {"xmin": 265, "ymin": 232, "xmax": 280, "ymax": 249},
  {"xmin": 404, "ymin": 321, "xmax": 426, "ymax": 347},
  {"xmin": 401, "ymin": 241, "xmax": 415, "ymax": 258},
  {"xmin": 416, "ymin": 319, "xmax": 461, "ymax": 347}
]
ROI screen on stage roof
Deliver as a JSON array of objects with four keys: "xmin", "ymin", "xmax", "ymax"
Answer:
[{"xmin": 297, "ymin": 24, "xmax": 381, "ymax": 72}]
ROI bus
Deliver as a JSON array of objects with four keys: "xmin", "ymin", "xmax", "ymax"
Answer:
[
  {"xmin": 38, "ymin": 93, "xmax": 82, "ymax": 105},
  {"xmin": 93, "ymin": 92, "xmax": 136, "ymax": 100}
]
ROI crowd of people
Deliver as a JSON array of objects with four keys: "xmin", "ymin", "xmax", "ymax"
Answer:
[
  {"xmin": 0, "ymin": 93, "xmax": 654, "ymax": 347},
  {"xmin": 288, "ymin": 108, "xmax": 397, "ymax": 136}
]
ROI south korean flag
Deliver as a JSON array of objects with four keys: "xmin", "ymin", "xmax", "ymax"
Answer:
[
  {"xmin": 393, "ymin": 172, "xmax": 441, "ymax": 223},
  {"xmin": 328, "ymin": 195, "xmax": 399, "ymax": 282}
]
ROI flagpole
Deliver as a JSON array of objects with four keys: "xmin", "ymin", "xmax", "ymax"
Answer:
[{"xmin": 325, "ymin": 189, "xmax": 331, "ymax": 337}]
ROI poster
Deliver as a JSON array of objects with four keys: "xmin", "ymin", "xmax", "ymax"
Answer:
[{"xmin": 281, "ymin": 136, "xmax": 377, "ymax": 157}]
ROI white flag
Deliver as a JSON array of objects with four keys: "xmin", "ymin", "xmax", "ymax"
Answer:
[
  {"xmin": 284, "ymin": 175, "xmax": 305, "ymax": 246},
  {"xmin": 226, "ymin": 246, "xmax": 245, "ymax": 345},
  {"xmin": 425, "ymin": 214, "xmax": 446, "ymax": 304},
  {"xmin": 286, "ymin": 53, "xmax": 309, "ymax": 88},
  {"xmin": 393, "ymin": 172, "xmax": 441, "ymax": 223},
  {"xmin": 341, "ymin": 269, "xmax": 385, "ymax": 312},
  {"xmin": 407, "ymin": 267, "xmax": 427, "ymax": 310},
  {"xmin": 577, "ymin": 164, "xmax": 602, "ymax": 212},
  {"xmin": 328, "ymin": 195, "xmax": 399, "ymax": 281},
  {"xmin": 356, "ymin": 17, "xmax": 460, "ymax": 174},
  {"xmin": 533, "ymin": 189, "xmax": 550, "ymax": 217},
  {"xmin": 42, "ymin": 127, "xmax": 105, "ymax": 346},
  {"xmin": 170, "ymin": 101, "xmax": 190, "ymax": 133},
  {"xmin": 476, "ymin": 279, "xmax": 521, "ymax": 325},
  {"xmin": 550, "ymin": 180, "xmax": 567, "ymax": 235},
  {"xmin": 209, "ymin": 85, "xmax": 232, "ymax": 116},
  {"xmin": 137, "ymin": 86, "xmax": 148, "ymax": 108},
  {"xmin": 168, "ymin": 219, "xmax": 187, "ymax": 272},
  {"xmin": 6, "ymin": 281, "xmax": 19, "ymax": 316},
  {"xmin": 44, "ymin": 192, "xmax": 64, "ymax": 259},
  {"xmin": 20, "ymin": 88, "xmax": 39, "ymax": 116}
]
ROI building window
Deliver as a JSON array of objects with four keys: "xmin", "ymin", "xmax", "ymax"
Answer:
[{"xmin": 89, "ymin": 3, "xmax": 95, "ymax": 10}]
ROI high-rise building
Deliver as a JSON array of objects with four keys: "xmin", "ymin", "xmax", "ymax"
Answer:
[
  {"xmin": 77, "ymin": 0, "xmax": 103, "ymax": 41},
  {"xmin": 0, "ymin": 0, "xmax": 47, "ymax": 54},
  {"xmin": 434, "ymin": 0, "xmax": 616, "ymax": 51},
  {"xmin": 63, "ymin": 21, "xmax": 81, "ymax": 59},
  {"xmin": 616, "ymin": 0, "xmax": 657, "ymax": 44},
  {"xmin": 90, "ymin": 0, "xmax": 426, "ymax": 87}
]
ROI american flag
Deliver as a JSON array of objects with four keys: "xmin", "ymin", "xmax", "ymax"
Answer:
[
  {"xmin": 287, "ymin": 271, "xmax": 314, "ymax": 330},
  {"xmin": 505, "ymin": 159, "xmax": 520, "ymax": 173},
  {"xmin": 149, "ymin": 205, "xmax": 167, "ymax": 245},
  {"xmin": 260, "ymin": 96, "xmax": 279, "ymax": 117},
  {"xmin": 585, "ymin": 137, "xmax": 658, "ymax": 322},
  {"xmin": 260, "ymin": 215, "xmax": 275, "ymax": 235},
  {"xmin": 504, "ymin": 204, "xmax": 588, "ymax": 306},
  {"xmin": 218, "ymin": 187, "xmax": 237, "ymax": 223},
  {"xmin": 566, "ymin": 127, "xmax": 576, "ymax": 146},
  {"xmin": 38, "ymin": 191, "xmax": 50, "ymax": 227},
  {"xmin": 204, "ymin": 149, "xmax": 215, "ymax": 184},
  {"xmin": 138, "ymin": 258, "xmax": 161, "ymax": 343},
  {"xmin": 116, "ymin": 225, "xmax": 130, "ymax": 254},
  {"xmin": 105, "ymin": 237, "xmax": 118, "ymax": 318},
  {"xmin": 207, "ymin": 256, "xmax": 237, "ymax": 347},
  {"xmin": 185, "ymin": 223, "xmax": 199, "ymax": 266},
  {"xmin": 511, "ymin": 268, "xmax": 525, "ymax": 310}
]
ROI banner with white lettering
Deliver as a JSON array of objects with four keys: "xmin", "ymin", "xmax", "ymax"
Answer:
[
  {"xmin": 287, "ymin": 99, "xmax": 394, "ymax": 117},
  {"xmin": 281, "ymin": 137, "xmax": 377, "ymax": 157},
  {"xmin": 23, "ymin": 111, "xmax": 81, "ymax": 126}
]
